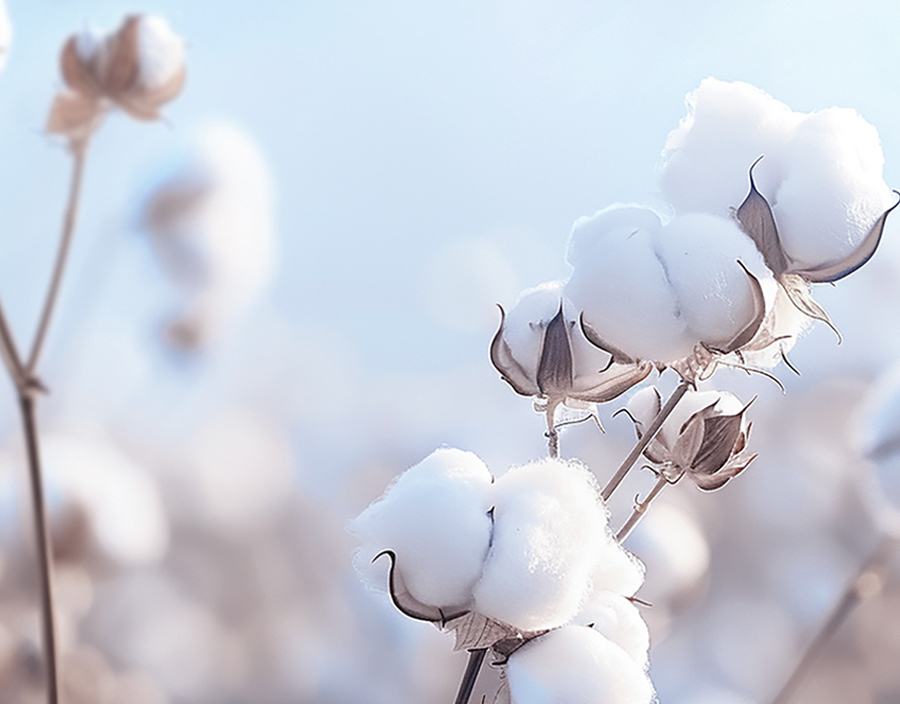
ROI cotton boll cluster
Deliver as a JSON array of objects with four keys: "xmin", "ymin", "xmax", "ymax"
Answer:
[
  {"xmin": 565, "ymin": 204, "xmax": 771, "ymax": 366},
  {"xmin": 352, "ymin": 449, "xmax": 645, "ymax": 634},
  {"xmin": 48, "ymin": 14, "xmax": 185, "ymax": 140},
  {"xmin": 142, "ymin": 122, "xmax": 276, "ymax": 349},
  {"xmin": 660, "ymin": 78, "xmax": 894, "ymax": 272},
  {"xmin": 507, "ymin": 625, "xmax": 653, "ymax": 704}
]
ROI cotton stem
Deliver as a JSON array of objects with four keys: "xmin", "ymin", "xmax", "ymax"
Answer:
[
  {"xmin": 546, "ymin": 404, "xmax": 559, "ymax": 458},
  {"xmin": 615, "ymin": 473, "xmax": 670, "ymax": 543},
  {"xmin": 453, "ymin": 648, "xmax": 487, "ymax": 704},
  {"xmin": 769, "ymin": 537, "xmax": 896, "ymax": 704},
  {"xmin": 602, "ymin": 381, "xmax": 689, "ymax": 501}
]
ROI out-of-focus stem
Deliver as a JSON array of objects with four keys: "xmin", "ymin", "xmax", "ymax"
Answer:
[
  {"xmin": 769, "ymin": 537, "xmax": 896, "ymax": 704},
  {"xmin": 615, "ymin": 473, "xmax": 670, "ymax": 543},
  {"xmin": 19, "ymin": 390, "xmax": 59, "ymax": 704},
  {"xmin": 453, "ymin": 648, "xmax": 487, "ymax": 704},
  {"xmin": 26, "ymin": 140, "xmax": 89, "ymax": 375},
  {"xmin": 0, "ymin": 297, "xmax": 24, "ymax": 386},
  {"xmin": 602, "ymin": 381, "xmax": 689, "ymax": 501}
]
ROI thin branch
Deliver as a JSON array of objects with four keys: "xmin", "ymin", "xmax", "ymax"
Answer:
[
  {"xmin": 26, "ymin": 141, "xmax": 89, "ymax": 375},
  {"xmin": 453, "ymin": 648, "xmax": 487, "ymax": 704},
  {"xmin": 19, "ymin": 391, "xmax": 59, "ymax": 704},
  {"xmin": 0, "ymin": 295, "xmax": 24, "ymax": 385},
  {"xmin": 602, "ymin": 381, "xmax": 689, "ymax": 501},
  {"xmin": 769, "ymin": 537, "xmax": 897, "ymax": 704},
  {"xmin": 615, "ymin": 472, "xmax": 670, "ymax": 543},
  {"xmin": 546, "ymin": 405, "xmax": 559, "ymax": 458}
]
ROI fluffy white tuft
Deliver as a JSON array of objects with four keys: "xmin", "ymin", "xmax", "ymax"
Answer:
[
  {"xmin": 508, "ymin": 626, "xmax": 654, "ymax": 704},
  {"xmin": 576, "ymin": 591, "xmax": 650, "ymax": 668},
  {"xmin": 136, "ymin": 15, "xmax": 186, "ymax": 90},
  {"xmin": 349, "ymin": 448, "xmax": 494, "ymax": 609},
  {"xmin": 473, "ymin": 458, "xmax": 608, "ymax": 631}
]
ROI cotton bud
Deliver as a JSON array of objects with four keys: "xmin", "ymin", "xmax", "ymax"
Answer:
[
  {"xmin": 507, "ymin": 626, "xmax": 654, "ymax": 704},
  {"xmin": 491, "ymin": 281, "xmax": 653, "ymax": 414},
  {"xmin": 626, "ymin": 387, "xmax": 755, "ymax": 490},
  {"xmin": 565, "ymin": 205, "xmax": 770, "ymax": 376},
  {"xmin": 661, "ymin": 78, "xmax": 897, "ymax": 336},
  {"xmin": 48, "ymin": 15, "xmax": 185, "ymax": 142},
  {"xmin": 142, "ymin": 122, "xmax": 276, "ymax": 349}
]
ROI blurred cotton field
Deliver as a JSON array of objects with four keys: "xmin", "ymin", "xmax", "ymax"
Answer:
[{"xmin": 2, "ymin": 1, "xmax": 900, "ymax": 704}]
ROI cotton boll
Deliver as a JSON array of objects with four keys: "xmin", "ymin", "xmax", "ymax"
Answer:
[
  {"xmin": 653, "ymin": 213, "xmax": 772, "ymax": 349},
  {"xmin": 136, "ymin": 16, "xmax": 186, "ymax": 91},
  {"xmin": 42, "ymin": 434, "xmax": 169, "ymax": 565},
  {"xmin": 473, "ymin": 458, "xmax": 608, "ymax": 631},
  {"xmin": 507, "ymin": 626, "xmax": 654, "ymax": 704},
  {"xmin": 775, "ymin": 108, "xmax": 894, "ymax": 270},
  {"xmin": 660, "ymin": 78, "xmax": 798, "ymax": 217},
  {"xmin": 142, "ymin": 121, "xmax": 276, "ymax": 348},
  {"xmin": 566, "ymin": 205, "xmax": 692, "ymax": 362},
  {"xmin": 350, "ymin": 448, "xmax": 494, "ymax": 610},
  {"xmin": 588, "ymin": 537, "xmax": 645, "ymax": 598},
  {"xmin": 576, "ymin": 592, "xmax": 650, "ymax": 668},
  {"xmin": 0, "ymin": 1, "xmax": 11, "ymax": 74}
]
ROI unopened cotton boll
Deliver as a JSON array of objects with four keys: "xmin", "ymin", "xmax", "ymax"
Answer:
[
  {"xmin": 566, "ymin": 205, "xmax": 772, "ymax": 364},
  {"xmin": 473, "ymin": 458, "xmax": 609, "ymax": 632},
  {"xmin": 507, "ymin": 626, "xmax": 654, "ymax": 704},
  {"xmin": 350, "ymin": 448, "xmax": 494, "ymax": 610},
  {"xmin": 142, "ymin": 122, "xmax": 276, "ymax": 348}
]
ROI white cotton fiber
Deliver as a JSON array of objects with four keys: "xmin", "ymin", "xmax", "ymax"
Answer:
[
  {"xmin": 565, "ymin": 205, "xmax": 690, "ymax": 362},
  {"xmin": 349, "ymin": 448, "xmax": 494, "ymax": 609},
  {"xmin": 473, "ymin": 458, "xmax": 609, "ymax": 631},
  {"xmin": 653, "ymin": 213, "xmax": 771, "ymax": 349},
  {"xmin": 660, "ymin": 78, "xmax": 893, "ymax": 272},
  {"xmin": 588, "ymin": 534, "xmax": 646, "ymax": 598},
  {"xmin": 661, "ymin": 78, "xmax": 798, "ymax": 217},
  {"xmin": 576, "ymin": 591, "xmax": 650, "ymax": 668},
  {"xmin": 508, "ymin": 626, "xmax": 654, "ymax": 704},
  {"xmin": 775, "ymin": 108, "xmax": 894, "ymax": 269},
  {"xmin": 136, "ymin": 15, "xmax": 186, "ymax": 90}
]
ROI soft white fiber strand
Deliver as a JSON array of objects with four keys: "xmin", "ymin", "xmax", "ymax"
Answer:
[
  {"xmin": 136, "ymin": 15, "xmax": 185, "ymax": 90},
  {"xmin": 349, "ymin": 448, "xmax": 494, "ymax": 609},
  {"xmin": 507, "ymin": 626, "xmax": 654, "ymax": 704},
  {"xmin": 473, "ymin": 458, "xmax": 609, "ymax": 631},
  {"xmin": 575, "ymin": 591, "xmax": 650, "ymax": 668}
]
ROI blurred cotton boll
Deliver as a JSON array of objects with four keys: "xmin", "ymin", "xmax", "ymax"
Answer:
[
  {"xmin": 507, "ymin": 626, "xmax": 654, "ymax": 704},
  {"xmin": 142, "ymin": 121, "xmax": 276, "ymax": 349},
  {"xmin": 0, "ymin": 1, "xmax": 10, "ymax": 74},
  {"xmin": 38, "ymin": 434, "xmax": 169, "ymax": 566}
]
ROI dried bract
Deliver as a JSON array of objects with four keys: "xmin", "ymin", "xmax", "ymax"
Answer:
[
  {"xmin": 626, "ymin": 388, "xmax": 756, "ymax": 491},
  {"xmin": 48, "ymin": 15, "xmax": 185, "ymax": 143}
]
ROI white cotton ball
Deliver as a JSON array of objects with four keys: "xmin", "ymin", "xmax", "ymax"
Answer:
[
  {"xmin": 143, "ymin": 121, "xmax": 276, "ymax": 347},
  {"xmin": 657, "ymin": 389, "xmax": 743, "ymax": 446},
  {"xmin": 576, "ymin": 591, "xmax": 650, "ymax": 668},
  {"xmin": 565, "ymin": 205, "xmax": 692, "ymax": 362},
  {"xmin": 660, "ymin": 77, "xmax": 799, "ymax": 217},
  {"xmin": 508, "ymin": 626, "xmax": 654, "ymax": 704},
  {"xmin": 0, "ymin": 1, "xmax": 11, "ymax": 74},
  {"xmin": 775, "ymin": 108, "xmax": 894, "ymax": 270},
  {"xmin": 502, "ymin": 281, "xmax": 612, "ymax": 385},
  {"xmin": 473, "ymin": 458, "xmax": 608, "ymax": 631},
  {"xmin": 588, "ymin": 536, "xmax": 645, "ymax": 598},
  {"xmin": 136, "ymin": 16, "xmax": 185, "ymax": 90},
  {"xmin": 43, "ymin": 434, "xmax": 169, "ymax": 565},
  {"xmin": 350, "ymin": 448, "xmax": 494, "ymax": 610},
  {"xmin": 653, "ymin": 213, "xmax": 772, "ymax": 349}
]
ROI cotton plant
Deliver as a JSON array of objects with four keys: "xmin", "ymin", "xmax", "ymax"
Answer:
[
  {"xmin": 352, "ymin": 78, "xmax": 895, "ymax": 704},
  {"xmin": 0, "ymin": 13, "xmax": 185, "ymax": 704}
]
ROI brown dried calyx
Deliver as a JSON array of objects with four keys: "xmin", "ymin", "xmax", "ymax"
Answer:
[{"xmin": 48, "ymin": 15, "xmax": 186, "ymax": 143}]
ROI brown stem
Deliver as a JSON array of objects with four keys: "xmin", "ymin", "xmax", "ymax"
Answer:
[
  {"xmin": 26, "ymin": 141, "xmax": 89, "ymax": 375},
  {"xmin": 0, "ymin": 296, "xmax": 24, "ymax": 385},
  {"xmin": 20, "ymin": 390, "xmax": 59, "ymax": 704},
  {"xmin": 546, "ymin": 404, "xmax": 559, "ymax": 458},
  {"xmin": 615, "ymin": 473, "xmax": 670, "ymax": 543},
  {"xmin": 602, "ymin": 381, "xmax": 689, "ymax": 501},
  {"xmin": 453, "ymin": 648, "xmax": 487, "ymax": 704},
  {"xmin": 769, "ymin": 537, "xmax": 896, "ymax": 704}
]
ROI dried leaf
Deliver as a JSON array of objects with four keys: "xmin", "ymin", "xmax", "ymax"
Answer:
[
  {"xmin": 443, "ymin": 612, "xmax": 518, "ymax": 652},
  {"xmin": 717, "ymin": 261, "xmax": 767, "ymax": 353},
  {"xmin": 60, "ymin": 37, "xmax": 103, "ymax": 98},
  {"xmin": 735, "ymin": 157, "xmax": 789, "ymax": 276},
  {"xmin": 571, "ymin": 360, "xmax": 653, "ymax": 404},
  {"xmin": 374, "ymin": 550, "xmax": 468, "ymax": 624},
  {"xmin": 46, "ymin": 93, "xmax": 103, "ymax": 137},
  {"xmin": 672, "ymin": 412, "xmax": 706, "ymax": 470},
  {"xmin": 797, "ymin": 194, "xmax": 900, "ymax": 283},
  {"xmin": 579, "ymin": 313, "xmax": 636, "ymax": 364},
  {"xmin": 779, "ymin": 273, "xmax": 841, "ymax": 341},
  {"xmin": 536, "ymin": 306, "xmax": 574, "ymax": 398},
  {"xmin": 692, "ymin": 413, "xmax": 743, "ymax": 476},
  {"xmin": 691, "ymin": 453, "xmax": 756, "ymax": 491},
  {"xmin": 490, "ymin": 305, "xmax": 540, "ymax": 397}
]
